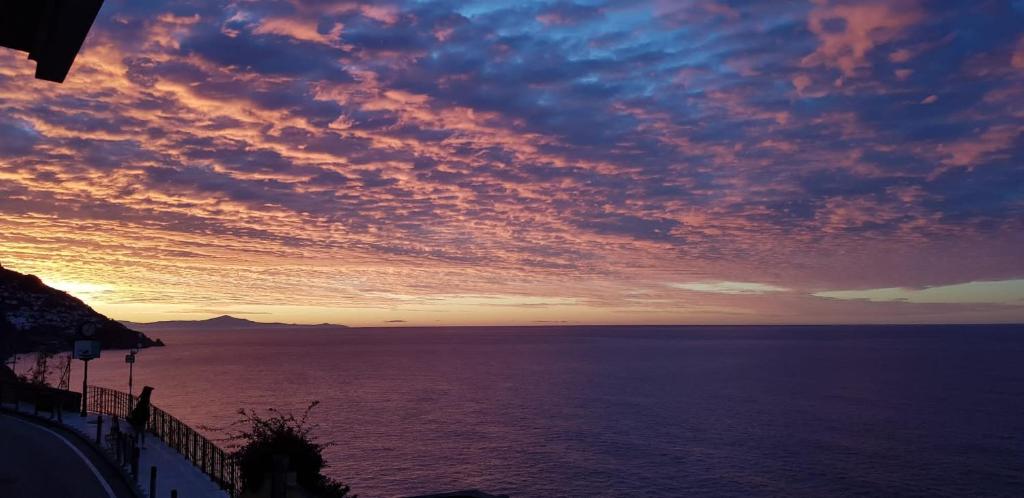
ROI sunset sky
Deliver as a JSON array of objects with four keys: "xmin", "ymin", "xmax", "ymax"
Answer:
[{"xmin": 1, "ymin": 0, "xmax": 1022, "ymax": 326}]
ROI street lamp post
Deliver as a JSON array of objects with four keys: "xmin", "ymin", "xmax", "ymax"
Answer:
[{"xmin": 126, "ymin": 342, "xmax": 140, "ymax": 405}]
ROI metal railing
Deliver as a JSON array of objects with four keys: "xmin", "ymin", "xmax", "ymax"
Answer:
[
  {"xmin": 87, "ymin": 385, "xmax": 241, "ymax": 496},
  {"xmin": 0, "ymin": 380, "xmax": 81, "ymax": 419}
]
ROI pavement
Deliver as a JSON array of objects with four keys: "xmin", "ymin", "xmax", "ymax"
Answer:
[
  {"xmin": 60, "ymin": 412, "xmax": 230, "ymax": 498},
  {"xmin": 0, "ymin": 412, "xmax": 137, "ymax": 498}
]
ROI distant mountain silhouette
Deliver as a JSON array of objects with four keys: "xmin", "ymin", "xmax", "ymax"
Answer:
[
  {"xmin": 0, "ymin": 263, "xmax": 162, "ymax": 357},
  {"xmin": 121, "ymin": 315, "xmax": 348, "ymax": 331}
]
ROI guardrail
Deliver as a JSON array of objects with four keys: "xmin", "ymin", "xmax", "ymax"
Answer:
[
  {"xmin": 0, "ymin": 380, "xmax": 81, "ymax": 420},
  {"xmin": 87, "ymin": 385, "xmax": 241, "ymax": 497}
]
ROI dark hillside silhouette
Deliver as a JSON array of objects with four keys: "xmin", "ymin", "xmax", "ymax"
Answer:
[{"xmin": 0, "ymin": 263, "xmax": 162, "ymax": 357}]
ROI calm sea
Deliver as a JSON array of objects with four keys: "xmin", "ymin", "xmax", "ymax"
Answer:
[{"xmin": 64, "ymin": 325, "xmax": 1024, "ymax": 497}]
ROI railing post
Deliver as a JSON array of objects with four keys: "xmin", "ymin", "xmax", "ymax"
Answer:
[
  {"xmin": 171, "ymin": 490, "xmax": 178, "ymax": 498},
  {"xmin": 96, "ymin": 415, "xmax": 103, "ymax": 445},
  {"xmin": 149, "ymin": 466, "xmax": 158, "ymax": 498}
]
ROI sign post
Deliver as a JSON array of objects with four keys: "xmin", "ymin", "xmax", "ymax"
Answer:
[{"xmin": 74, "ymin": 322, "xmax": 101, "ymax": 416}]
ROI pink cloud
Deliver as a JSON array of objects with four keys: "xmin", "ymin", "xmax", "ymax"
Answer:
[
  {"xmin": 792, "ymin": 74, "xmax": 812, "ymax": 95},
  {"xmin": 252, "ymin": 17, "xmax": 343, "ymax": 45},
  {"xmin": 889, "ymin": 48, "xmax": 913, "ymax": 63},
  {"xmin": 535, "ymin": 12, "xmax": 571, "ymax": 26},
  {"xmin": 653, "ymin": 0, "xmax": 740, "ymax": 26},
  {"xmin": 361, "ymin": 5, "xmax": 400, "ymax": 25},
  {"xmin": 935, "ymin": 125, "xmax": 1022, "ymax": 171},
  {"xmin": 802, "ymin": 0, "xmax": 923, "ymax": 77},
  {"xmin": 1013, "ymin": 36, "xmax": 1024, "ymax": 69}
]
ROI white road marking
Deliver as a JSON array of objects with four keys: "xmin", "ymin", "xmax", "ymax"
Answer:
[{"xmin": 3, "ymin": 414, "xmax": 118, "ymax": 498}]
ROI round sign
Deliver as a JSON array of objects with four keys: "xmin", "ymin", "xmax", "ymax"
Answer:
[{"xmin": 80, "ymin": 322, "xmax": 98, "ymax": 337}]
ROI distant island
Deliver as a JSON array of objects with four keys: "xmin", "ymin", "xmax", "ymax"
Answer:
[{"xmin": 121, "ymin": 315, "xmax": 349, "ymax": 331}]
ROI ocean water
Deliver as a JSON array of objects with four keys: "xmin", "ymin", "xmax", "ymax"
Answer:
[{"xmin": 63, "ymin": 325, "xmax": 1024, "ymax": 497}]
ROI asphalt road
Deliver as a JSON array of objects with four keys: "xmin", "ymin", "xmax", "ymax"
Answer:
[{"xmin": 0, "ymin": 413, "xmax": 136, "ymax": 498}]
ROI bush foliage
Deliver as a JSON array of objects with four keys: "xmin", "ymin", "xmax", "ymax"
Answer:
[
  {"xmin": 228, "ymin": 401, "xmax": 354, "ymax": 498},
  {"xmin": 21, "ymin": 352, "xmax": 53, "ymax": 386}
]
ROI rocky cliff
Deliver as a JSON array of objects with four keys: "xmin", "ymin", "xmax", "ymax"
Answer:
[{"xmin": 0, "ymin": 263, "xmax": 162, "ymax": 358}]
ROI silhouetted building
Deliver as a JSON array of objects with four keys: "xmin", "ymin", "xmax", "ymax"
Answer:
[{"xmin": 0, "ymin": 0, "xmax": 104, "ymax": 82}]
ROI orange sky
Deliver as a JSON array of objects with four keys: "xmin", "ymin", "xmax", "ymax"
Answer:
[{"xmin": 1, "ymin": 0, "xmax": 1022, "ymax": 326}]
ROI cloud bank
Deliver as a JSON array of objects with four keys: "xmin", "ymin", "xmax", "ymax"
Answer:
[{"xmin": 0, "ymin": 0, "xmax": 1021, "ymax": 325}]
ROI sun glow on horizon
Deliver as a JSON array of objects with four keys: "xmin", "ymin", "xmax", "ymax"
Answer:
[{"xmin": 37, "ymin": 277, "xmax": 117, "ymax": 302}]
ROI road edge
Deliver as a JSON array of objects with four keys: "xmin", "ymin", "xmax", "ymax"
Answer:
[{"xmin": 0, "ymin": 407, "xmax": 144, "ymax": 498}]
